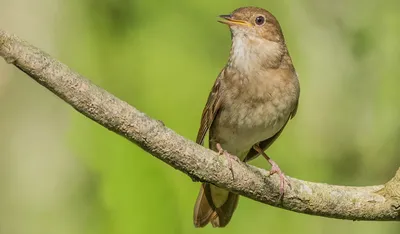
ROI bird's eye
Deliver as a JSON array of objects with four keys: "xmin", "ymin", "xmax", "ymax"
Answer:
[{"xmin": 255, "ymin": 16, "xmax": 265, "ymax": 25}]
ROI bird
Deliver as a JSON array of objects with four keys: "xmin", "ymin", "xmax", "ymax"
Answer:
[{"xmin": 193, "ymin": 6, "xmax": 300, "ymax": 228}]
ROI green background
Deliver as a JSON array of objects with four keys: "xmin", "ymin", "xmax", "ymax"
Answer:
[{"xmin": 0, "ymin": 0, "xmax": 399, "ymax": 233}]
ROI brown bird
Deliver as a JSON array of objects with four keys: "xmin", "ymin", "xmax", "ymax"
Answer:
[{"xmin": 193, "ymin": 6, "xmax": 300, "ymax": 227}]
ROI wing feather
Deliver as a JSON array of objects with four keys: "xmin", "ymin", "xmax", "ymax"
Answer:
[{"xmin": 196, "ymin": 73, "xmax": 223, "ymax": 145}]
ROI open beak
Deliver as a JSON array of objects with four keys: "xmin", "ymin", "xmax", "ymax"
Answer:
[{"xmin": 218, "ymin": 15, "xmax": 251, "ymax": 27}]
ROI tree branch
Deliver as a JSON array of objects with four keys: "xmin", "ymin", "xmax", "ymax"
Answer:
[{"xmin": 0, "ymin": 29, "xmax": 399, "ymax": 221}]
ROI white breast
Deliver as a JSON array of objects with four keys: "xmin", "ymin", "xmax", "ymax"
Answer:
[{"xmin": 229, "ymin": 34, "xmax": 282, "ymax": 75}]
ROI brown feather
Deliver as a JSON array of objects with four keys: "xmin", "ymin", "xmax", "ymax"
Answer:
[
  {"xmin": 195, "ymin": 72, "xmax": 223, "ymax": 145},
  {"xmin": 193, "ymin": 183, "xmax": 239, "ymax": 227},
  {"xmin": 193, "ymin": 184, "xmax": 216, "ymax": 227},
  {"xmin": 211, "ymin": 192, "xmax": 239, "ymax": 227}
]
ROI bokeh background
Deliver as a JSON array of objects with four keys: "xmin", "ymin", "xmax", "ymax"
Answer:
[{"xmin": 1, "ymin": 0, "xmax": 400, "ymax": 233}]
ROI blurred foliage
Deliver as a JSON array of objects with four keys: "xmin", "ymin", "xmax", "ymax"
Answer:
[{"xmin": 55, "ymin": 0, "xmax": 400, "ymax": 233}]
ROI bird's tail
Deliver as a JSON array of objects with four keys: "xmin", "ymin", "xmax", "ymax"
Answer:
[{"xmin": 193, "ymin": 183, "xmax": 239, "ymax": 227}]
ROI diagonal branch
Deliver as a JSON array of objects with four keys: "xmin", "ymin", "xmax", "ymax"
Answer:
[{"xmin": 0, "ymin": 29, "xmax": 399, "ymax": 221}]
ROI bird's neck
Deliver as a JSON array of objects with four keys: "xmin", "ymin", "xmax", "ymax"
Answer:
[{"xmin": 228, "ymin": 34, "xmax": 286, "ymax": 75}]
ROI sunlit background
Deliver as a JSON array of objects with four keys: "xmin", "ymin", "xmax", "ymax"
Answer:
[{"xmin": 1, "ymin": 0, "xmax": 400, "ymax": 233}]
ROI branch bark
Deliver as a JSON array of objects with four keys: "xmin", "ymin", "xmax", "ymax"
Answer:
[{"xmin": 1, "ymin": 29, "xmax": 399, "ymax": 221}]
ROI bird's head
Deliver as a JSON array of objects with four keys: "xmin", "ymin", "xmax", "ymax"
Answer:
[
  {"xmin": 218, "ymin": 7, "xmax": 285, "ymax": 43},
  {"xmin": 218, "ymin": 7, "xmax": 288, "ymax": 73}
]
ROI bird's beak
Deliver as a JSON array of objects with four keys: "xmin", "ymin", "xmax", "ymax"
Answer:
[{"xmin": 218, "ymin": 15, "xmax": 251, "ymax": 27}]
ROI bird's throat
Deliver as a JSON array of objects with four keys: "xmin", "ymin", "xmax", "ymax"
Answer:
[{"xmin": 228, "ymin": 34, "xmax": 284, "ymax": 74}]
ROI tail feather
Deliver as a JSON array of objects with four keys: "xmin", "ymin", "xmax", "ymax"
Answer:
[
  {"xmin": 193, "ymin": 184, "xmax": 216, "ymax": 227},
  {"xmin": 193, "ymin": 183, "xmax": 239, "ymax": 228},
  {"xmin": 211, "ymin": 192, "xmax": 239, "ymax": 227}
]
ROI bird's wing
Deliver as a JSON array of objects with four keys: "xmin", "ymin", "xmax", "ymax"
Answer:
[
  {"xmin": 196, "ymin": 73, "xmax": 223, "ymax": 146},
  {"xmin": 244, "ymin": 100, "xmax": 298, "ymax": 162}
]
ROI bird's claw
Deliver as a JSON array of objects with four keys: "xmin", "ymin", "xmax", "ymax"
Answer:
[
  {"xmin": 216, "ymin": 143, "xmax": 239, "ymax": 179},
  {"xmin": 268, "ymin": 159, "xmax": 291, "ymax": 201}
]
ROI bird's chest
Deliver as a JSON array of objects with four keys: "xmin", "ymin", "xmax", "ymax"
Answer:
[{"xmin": 211, "ymin": 74, "xmax": 295, "ymax": 158}]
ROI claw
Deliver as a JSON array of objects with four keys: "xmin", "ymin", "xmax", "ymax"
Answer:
[
  {"xmin": 216, "ymin": 143, "xmax": 225, "ymax": 155},
  {"xmin": 216, "ymin": 143, "xmax": 237, "ymax": 179},
  {"xmin": 252, "ymin": 144, "xmax": 290, "ymax": 201},
  {"xmin": 268, "ymin": 159, "xmax": 291, "ymax": 200}
]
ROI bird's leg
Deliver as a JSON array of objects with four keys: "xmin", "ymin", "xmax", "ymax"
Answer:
[
  {"xmin": 252, "ymin": 144, "xmax": 290, "ymax": 200},
  {"xmin": 216, "ymin": 143, "xmax": 240, "ymax": 179}
]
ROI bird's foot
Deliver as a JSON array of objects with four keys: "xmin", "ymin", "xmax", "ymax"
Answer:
[
  {"xmin": 267, "ymin": 159, "xmax": 291, "ymax": 201},
  {"xmin": 216, "ymin": 143, "xmax": 240, "ymax": 179},
  {"xmin": 252, "ymin": 144, "xmax": 291, "ymax": 200}
]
